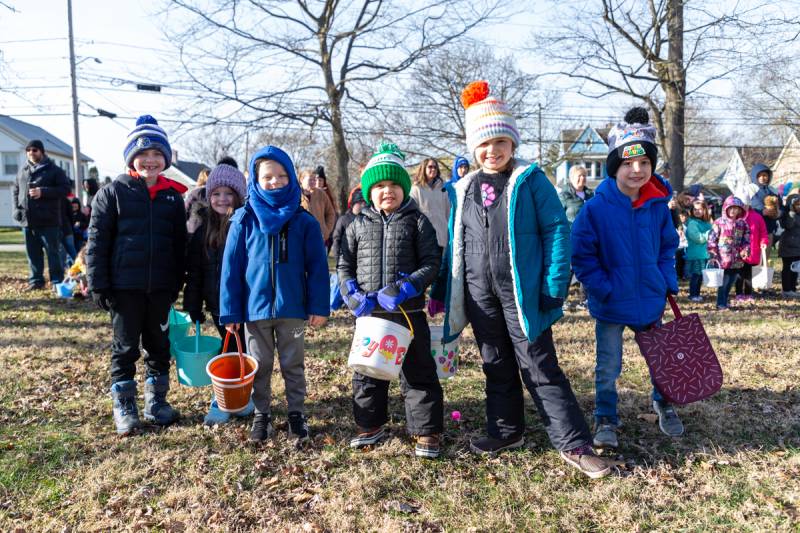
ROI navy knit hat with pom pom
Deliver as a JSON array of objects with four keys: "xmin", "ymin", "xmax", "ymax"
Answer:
[
  {"xmin": 606, "ymin": 107, "xmax": 658, "ymax": 178},
  {"xmin": 123, "ymin": 115, "xmax": 172, "ymax": 170}
]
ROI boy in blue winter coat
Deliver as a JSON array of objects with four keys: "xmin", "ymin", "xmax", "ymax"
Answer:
[
  {"xmin": 219, "ymin": 146, "xmax": 329, "ymax": 444},
  {"xmin": 571, "ymin": 108, "xmax": 681, "ymax": 449}
]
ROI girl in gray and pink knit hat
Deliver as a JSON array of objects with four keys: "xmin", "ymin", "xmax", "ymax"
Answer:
[{"xmin": 182, "ymin": 163, "xmax": 253, "ymax": 425}]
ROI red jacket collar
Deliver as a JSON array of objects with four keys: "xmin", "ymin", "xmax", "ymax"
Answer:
[
  {"xmin": 128, "ymin": 170, "xmax": 188, "ymax": 199},
  {"xmin": 632, "ymin": 175, "xmax": 669, "ymax": 208}
]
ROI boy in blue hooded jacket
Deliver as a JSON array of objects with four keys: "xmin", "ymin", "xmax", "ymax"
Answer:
[
  {"xmin": 219, "ymin": 146, "xmax": 329, "ymax": 444},
  {"xmin": 571, "ymin": 108, "xmax": 681, "ymax": 449}
]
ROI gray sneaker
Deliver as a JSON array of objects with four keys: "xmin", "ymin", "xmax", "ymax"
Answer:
[
  {"xmin": 560, "ymin": 444, "xmax": 612, "ymax": 479},
  {"xmin": 653, "ymin": 400, "xmax": 684, "ymax": 436},
  {"xmin": 592, "ymin": 417, "xmax": 618, "ymax": 448}
]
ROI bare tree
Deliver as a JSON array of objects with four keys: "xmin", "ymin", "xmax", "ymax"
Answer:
[
  {"xmin": 164, "ymin": 0, "xmax": 508, "ymax": 210},
  {"xmin": 533, "ymin": 0, "xmax": 771, "ymax": 191},
  {"xmin": 385, "ymin": 41, "xmax": 558, "ymax": 165}
]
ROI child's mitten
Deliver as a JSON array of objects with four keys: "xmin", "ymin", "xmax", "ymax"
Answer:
[{"xmin": 377, "ymin": 280, "xmax": 419, "ymax": 311}]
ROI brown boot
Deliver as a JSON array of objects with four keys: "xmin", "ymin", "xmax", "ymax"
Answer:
[{"xmin": 415, "ymin": 434, "xmax": 441, "ymax": 459}]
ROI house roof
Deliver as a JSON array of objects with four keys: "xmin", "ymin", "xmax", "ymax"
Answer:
[
  {"xmin": 174, "ymin": 160, "xmax": 209, "ymax": 182},
  {"xmin": 0, "ymin": 115, "xmax": 93, "ymax": 162},
  {"xmin": 561, "ymin": 126, "xmax": 611, "ymax": 153},
  {"xmin": 735, "ymin": 145, "xmax": 782, "ymax": 171}
]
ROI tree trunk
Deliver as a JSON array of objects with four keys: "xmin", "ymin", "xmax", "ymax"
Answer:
[
  {"xmin": 664, "ymin": 0, "xmax": 686, "ymax": 192},
  {"xmin": 329, "ymin": 101, "xmax": 351, "ymax": 213}
]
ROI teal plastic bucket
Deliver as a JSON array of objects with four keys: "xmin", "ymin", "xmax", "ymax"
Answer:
[
  {"xmin": 168, "ymin": 308, "xmax": 192, "ymax": 343},
  {"xmin": 173, "ymin": 322, "xmax": 222, "ymax": 387}
]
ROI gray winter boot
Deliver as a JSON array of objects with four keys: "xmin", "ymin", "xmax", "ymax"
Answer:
[
  {"xmin": 110, "ymin": 380, "xmax": 141, "ymax": 435},
  {"xmin": 143, "ymin": 375, "xmax": 180, "ymax": 425}
]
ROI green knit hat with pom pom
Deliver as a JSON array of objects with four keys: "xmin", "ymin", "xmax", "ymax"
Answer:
[{"xmin": 360, "ymin": 141, "xmax": 411, "ymax": 206}]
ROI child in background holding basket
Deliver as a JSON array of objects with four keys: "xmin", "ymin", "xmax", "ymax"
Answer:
[
  {"xmin": 219, "ymin": 146, "xmax": 329, "ymax": 444},
  {"xmin": 430, "ymin": 82, "xmax": 610, "ymax": 478},
  {"xmin": 86, "ymin": 115, "xmax": 187, "ymax": 435},
  {"xmin": 686, "ymin": 200, "xmax": 712, "ymax": 302},
  {"xmin": 182, "ymin": 163, "xmax": 255, "ymax": 425},
  {"xmin": 707, "ymin": 196, "xmax": 751, "ymax": 311},
  {"xmin": 572, "ymin": 107, "xmax": 682, "ymax": 447},
  {"xmin": 337, "ymin": 142, "xmax": 444, "ymax": 459}
]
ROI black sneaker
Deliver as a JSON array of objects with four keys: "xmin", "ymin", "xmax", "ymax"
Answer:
[
  {"xmin": 469, "ymin": 434, "xmax": 524, "ymax": 455},
  {"xmin": 287, "ymin": 411, "xmax": 310, "ymax": 443},
  {"xmin": 249, "ymin": 413, "xmax": 274, "ymax": 443}
]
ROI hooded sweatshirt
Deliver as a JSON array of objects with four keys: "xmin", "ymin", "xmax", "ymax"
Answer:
[
  {"xmin": 449, "ymin": 156, "xmax": 469, "ymax": 184},
  {"xmin": 707, "ymin": 196, "xmax": 751, "ymax": 269},
  {"xmin": 750, "ymin": 163, "xmax": 779, "ymax": 212}
]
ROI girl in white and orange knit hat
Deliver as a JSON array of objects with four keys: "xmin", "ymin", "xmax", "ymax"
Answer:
[{"xmin": 429, "ymin": 81, "xmax": 611, "ymax": 478}]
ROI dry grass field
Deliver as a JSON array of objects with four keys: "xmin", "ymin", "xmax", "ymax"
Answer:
[{"xmin": 1, "ymin": 248, "xmax": 799, "ymax": 531}]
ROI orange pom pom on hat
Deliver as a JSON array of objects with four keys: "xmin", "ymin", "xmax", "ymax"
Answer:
[{"xmin": 461, "ymin": 80, "xmax": 521, "ymax": 153}]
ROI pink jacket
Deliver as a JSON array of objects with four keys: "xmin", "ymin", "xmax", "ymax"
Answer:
[{"xmin": 743, "ymin": 208, "xmax": 769, "ymax": 265}]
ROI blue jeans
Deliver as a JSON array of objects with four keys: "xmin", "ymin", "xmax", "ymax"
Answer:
[
  {"xmin": 61, "ymin": 233, "xmax": 77, "ymax": 265},
  {"xmin": 689, "ymin": 273, "xmax": 702, "ymax": 298},
  {"xmin": 716, "ymin": 268, "xmax": 740, "ymax": 308},
  {"xmin": 594, "ymin": 320, "xmax": 663, "ymax": 425},
  {"xmin": 23, "ymin": 226, "xmax": 64, "ymax": 286}
]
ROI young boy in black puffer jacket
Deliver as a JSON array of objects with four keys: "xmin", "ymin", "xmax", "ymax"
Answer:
[
  {"xmin": 86, "ymin": 115, "xmax": 187, "ymax": 435},
  {"xmin": 337, "ymin": 142, "xmax": 444, "ymax": 459}
]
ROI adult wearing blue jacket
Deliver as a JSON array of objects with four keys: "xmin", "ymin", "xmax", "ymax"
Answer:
[{"xmin": 219, "ymin": 145, "xmax": 329, "ymax": 444}]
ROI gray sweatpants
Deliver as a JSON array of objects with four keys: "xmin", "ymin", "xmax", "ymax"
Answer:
[{"xmin": 244, "ymin": 318, "xmax": 307, "ymax": 415}]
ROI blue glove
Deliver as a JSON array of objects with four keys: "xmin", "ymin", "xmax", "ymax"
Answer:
[
  {"xmin": 377, "ymin": 280, "xmax": 420, "ymax": 311},
  {"xmin": 344, "ymin": 280, "xmax": 376, "ymax": 317},
  {"xmin": 347, "ymin": 291, "xmax": 376, "ymax": 317}
]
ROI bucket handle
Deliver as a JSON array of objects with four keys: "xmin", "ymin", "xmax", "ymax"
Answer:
[
  {"xmin": 195, "ymin": 320, "xmax": 201, "ymax": 352},
  {"xmin": 398, "ymin": 305, "xmax": 414, "ymax": 338},
  {"xmin": 222, "ymin": 329, "xmax": 246, "ymax": 380}
]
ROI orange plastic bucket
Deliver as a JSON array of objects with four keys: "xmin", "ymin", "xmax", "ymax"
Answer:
[{"xmin": 206, "ymin": 330, "xmax": 258, "ymax": 413}]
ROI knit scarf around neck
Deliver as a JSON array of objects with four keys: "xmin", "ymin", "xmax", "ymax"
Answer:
[{"xmin": 246, "ymin": 175, "xmax": 301, "ymax": 234}]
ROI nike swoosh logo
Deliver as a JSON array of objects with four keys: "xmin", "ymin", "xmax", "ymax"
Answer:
[
  {"xmin": 160, "ymin": 321, "xmax": 169, "ymax": 332},
  {"xmin": 293, "ymin": 329, "xmax": 304, "ymax": 339}
]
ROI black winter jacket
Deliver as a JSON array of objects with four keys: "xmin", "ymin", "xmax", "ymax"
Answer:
[
  {"xmin": 330, "ymin": 210, "xmax": 356, "ymax": 259},
  {"xmin": 86, "ymin": 173, "xmax": 187, "ymax": 293},
  {"xmin": 183, "ymin": 222, "xmax": 224, "ymax": 316},
  {"xmin": 12, "ymin": 157, "xmax": 70, "ymax": 228},
  {"xmin": 779, "ymin": 195, "xmax": 800, "ymax": 258},
  {"xmin": 337, "ymin": 199, "xmax": 441, "ymax": 313}
]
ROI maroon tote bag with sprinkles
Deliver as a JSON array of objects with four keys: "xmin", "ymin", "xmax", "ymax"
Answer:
[{"xmin": 634, "ymin": 295, "xmax": 723, "ymax": 405}]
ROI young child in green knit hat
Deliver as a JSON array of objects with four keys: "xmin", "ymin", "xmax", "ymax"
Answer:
[{"xmin": 337, "ymin": 142, "xmax": 444, "ymax": 459}]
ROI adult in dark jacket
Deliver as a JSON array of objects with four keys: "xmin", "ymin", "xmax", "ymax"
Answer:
[
  {"xmin": 778, "ymin": 194, "xmax": 800, "ymax": 294},
  {"xmin": 86, "ymin": 115, "xmax": 187, "ymax": 435},
  {"xmin": 558, "ymin": 165, "xmax": 594, "ymax": 224},
  {"xmin": 12, "ymin": 139, "xmax": 70, "ymax": 289}
]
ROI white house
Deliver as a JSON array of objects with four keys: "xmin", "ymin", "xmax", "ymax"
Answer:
[{"xmin": 0, "ymin": 115, "xmax": 92, "ymax": 227}]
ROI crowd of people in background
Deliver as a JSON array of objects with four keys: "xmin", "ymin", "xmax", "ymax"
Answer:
[{"xmin": 10, "ymin": 83, "xmax": 800, "ymax": 481}]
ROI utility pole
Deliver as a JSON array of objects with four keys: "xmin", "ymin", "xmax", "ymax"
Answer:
[
  {"xmin": 537, "ymin": 103, "xmax": 543, "ymax": 165},
  {"xmin": 67, "ymin": 0, "xmax": 82, "ymax": 198}
]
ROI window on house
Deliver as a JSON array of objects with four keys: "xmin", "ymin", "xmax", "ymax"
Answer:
[{"xmin": 2, "ymin": 153, "xmax": 19, "ymax": 175}]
